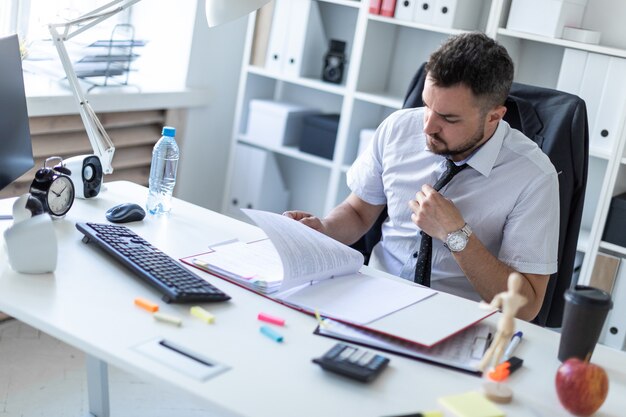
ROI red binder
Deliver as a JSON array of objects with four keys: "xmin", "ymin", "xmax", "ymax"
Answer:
[
  {"xmin": 369, "ymin": 0, "xmax": 382, "ymax": 14},
  {"xmin": 380, "ymin": 0, "xmax": 397, "ymax": 17}
]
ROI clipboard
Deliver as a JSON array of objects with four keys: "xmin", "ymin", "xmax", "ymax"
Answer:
[{"xmin": 314, "ymin": 318, "xmax": 493, "ymax": 375}]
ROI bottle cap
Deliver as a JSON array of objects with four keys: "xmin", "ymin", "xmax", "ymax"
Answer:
[{"xmin": 162, "ymin": 126, "xmax": 176, "ymax": 137}]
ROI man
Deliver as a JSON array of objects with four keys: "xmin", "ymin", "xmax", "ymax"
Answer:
[{"xmin": 283, "ymin": 33, "xmax": 559, "ymax": 321}]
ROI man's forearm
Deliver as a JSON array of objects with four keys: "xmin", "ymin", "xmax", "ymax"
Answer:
[
  {"xmin": 451, "ymin": 235, "xmax": 547, "ymax": 321},
  {"xmin": 322, "ymin": 201, "xmax": 379, "ymax": 245}
]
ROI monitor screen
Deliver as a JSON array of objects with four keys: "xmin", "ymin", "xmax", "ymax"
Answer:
[{"xmin": 0, "ymin": 34, "xmax": 34, "ymax": 193}]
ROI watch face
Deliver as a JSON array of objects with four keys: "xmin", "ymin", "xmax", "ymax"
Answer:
[
  {"xmin": 447, "ymin": 231, "xmax": 468, "ymax": 252},
  {"xmin": 46, "ymin": 175, "xmax": 75, "ymax": 216}
]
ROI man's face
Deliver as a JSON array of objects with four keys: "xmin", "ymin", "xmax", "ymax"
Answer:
[{"xmin": 421, "ymin": 76, "xmax": 496, "ymax": 161}]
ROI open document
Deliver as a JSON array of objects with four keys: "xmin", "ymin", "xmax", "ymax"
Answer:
[{"xmin": 182, "ymin": 209, "xmax": 435, "ymax": 325}]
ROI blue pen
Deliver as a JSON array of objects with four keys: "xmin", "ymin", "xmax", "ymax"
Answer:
[
  {"xmin": 260, "ymin": 325, "xmax": 284, "ymax": 343},
  {"xmin": 503, "ymin": 331, "xmax": 523, "ymax": 360}
]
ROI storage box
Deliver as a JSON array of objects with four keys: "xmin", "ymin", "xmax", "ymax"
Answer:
[
  {"xmin": 602, "ymin": 192, "xmax": 626, "ymax": 247},
  {"xmin": 246, "ymin": 100, "xmax": 319, "ymax": 147},
  {"xmin": 507, "ymin": 0, "xmax": 587, "ymax": 38},
  {"xmin": 299, "ymin": 114, "xmax": 340, "ymax": 160}
]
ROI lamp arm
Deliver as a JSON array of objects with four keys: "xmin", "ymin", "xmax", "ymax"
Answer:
[{"xmin": 47, "ymin": 0, "xmax": 141, "ymax": 175}]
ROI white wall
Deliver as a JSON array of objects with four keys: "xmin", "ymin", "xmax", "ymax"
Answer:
[{"xmin": 176, "ymin": 0, "xmax": 248, "ymax": 211}]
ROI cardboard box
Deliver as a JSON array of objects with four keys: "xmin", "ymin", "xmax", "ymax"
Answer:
[
  {"xmin": 507, "ymin": 0, "xmax": 587, "ymax": 38},
  {"xmin": 299, "ymin": 114, "xmax": 340, "ymax": 159},
  {"xmin": 602, "ymin": 192, "xmax": 626, "ymax": 247},
  {"xmin": 246, "ymin": 100, "xmax": 319, "ymax": 147}
]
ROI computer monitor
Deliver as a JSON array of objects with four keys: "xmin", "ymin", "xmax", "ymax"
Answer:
[{"xmin": 0, "ymin": 34, "xmax": 34, "ymax": 194}]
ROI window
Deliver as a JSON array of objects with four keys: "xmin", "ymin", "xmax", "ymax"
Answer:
[{"xmin": 4, "ymin": 0, "xmax": 195, "ymax": 92}]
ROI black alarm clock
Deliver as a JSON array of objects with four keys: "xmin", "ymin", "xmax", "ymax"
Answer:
[{"xmin": 29, "ymin": 156, "xmax": 75, "ymax": 217}]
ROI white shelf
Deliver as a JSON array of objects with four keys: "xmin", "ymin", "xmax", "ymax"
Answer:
[
  {"xmin": 354, "ymin": 91, "xmax": 403, "ymax": 109},
  {"xmin": 318, "ymin": 0, "xmax": 361, "ymax": 8},
  {"xmin": 497, "ymin": 28, "xmax": 626, "ymax": 59},
  {"xmin": 238, "ymin": 135, "xmax": 335, "ymax": 168},
  {"xmin": 368, "ymin": 14, "xmax": 468, "ymax": 36},
  {"xmin": 599, "ymin": 241, "xmax": 626, "ymax": 256},
  {"xmin": 247, "ymin": 66, "xmax": 347, "ymax": 96}
]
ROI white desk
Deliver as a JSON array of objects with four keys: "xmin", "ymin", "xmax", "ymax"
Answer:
[{"xmin": 1, "ymin": 181, "xmax": 625, "ymax": 417}]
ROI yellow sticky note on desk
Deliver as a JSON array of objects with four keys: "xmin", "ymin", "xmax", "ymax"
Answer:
[{"xmin": 438, "ymin": 391, "xmax": 504, "ymax": 417}]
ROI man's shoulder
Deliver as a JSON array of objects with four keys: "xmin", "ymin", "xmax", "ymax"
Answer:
[
  {"xmin": 502, "ymin": 126, "xmax": 556, "ymax": 176},
  {"xmin": 386, "ymin": 107, "xmax": 423, "ymax": 123}
]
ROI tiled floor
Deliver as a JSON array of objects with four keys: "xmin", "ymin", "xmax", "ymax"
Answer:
[{"xmin": 0, "ymin": 318, "xmax": 211, "ymax": 417}]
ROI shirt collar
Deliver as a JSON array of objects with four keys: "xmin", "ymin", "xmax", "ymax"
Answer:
[{"xmin": 465, "ymin": 120, "xmax": 507, "ymax": 177}]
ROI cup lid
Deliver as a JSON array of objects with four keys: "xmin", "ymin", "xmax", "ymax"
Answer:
[{"xmin": 565, "ymin": 285, "xmax": 613, "ymax": 308}]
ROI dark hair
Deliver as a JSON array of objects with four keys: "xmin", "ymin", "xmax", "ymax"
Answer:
[{"xmin": 425, "ymin": 32, "xmax": 514, "ymax": 110}]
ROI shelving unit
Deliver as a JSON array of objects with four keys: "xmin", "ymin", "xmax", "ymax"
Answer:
[{"xmin": 224, "ymin": 0, "xmax": 626, "ymax": 342}]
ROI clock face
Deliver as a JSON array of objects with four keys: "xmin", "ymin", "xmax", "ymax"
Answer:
[{"xmin": 46, "ymin": 175, "xmax": 75, "ymax": 216}]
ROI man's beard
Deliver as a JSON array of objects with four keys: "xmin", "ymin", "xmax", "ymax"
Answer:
[{"xmin": 426, "ymin": 120, "xmax": 486, "ymax": 157}]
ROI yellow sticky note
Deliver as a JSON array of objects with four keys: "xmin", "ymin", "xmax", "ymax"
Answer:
[{"xmin": 438, "ymin": 391, "xmax": 504, "ymax": 417}]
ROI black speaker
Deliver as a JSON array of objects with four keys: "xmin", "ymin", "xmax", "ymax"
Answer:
[
  {"xmin": 322, "ymin": 39, "xmax": 347, "ymax": 84},
  {"xmin": 64, "ymin": 154, "xmax": 103, "ymax": 199}
]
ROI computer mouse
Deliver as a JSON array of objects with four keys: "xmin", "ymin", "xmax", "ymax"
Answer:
[{"xmin": 105, "ymin": 203, "xmax": 146, "ymax": 223}]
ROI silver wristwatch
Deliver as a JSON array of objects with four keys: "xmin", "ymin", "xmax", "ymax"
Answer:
[{"xmin": 445, "ymin": 223, "xmax": 472, "ymax": 252}]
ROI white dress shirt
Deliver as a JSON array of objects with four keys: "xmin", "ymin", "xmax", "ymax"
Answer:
[{"xmin": 347, "ymin": 107, "xmax": 559, "ymax": 301}]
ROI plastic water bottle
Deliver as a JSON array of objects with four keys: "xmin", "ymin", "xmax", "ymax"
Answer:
[{"xmin": 146, "ymin": 126, "xmax": 179, "ymax": 215}]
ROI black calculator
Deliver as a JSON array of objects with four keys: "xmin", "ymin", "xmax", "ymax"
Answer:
[{"xmin": 312, "ymin": 343, "xmax": 390, "ymax": 382}]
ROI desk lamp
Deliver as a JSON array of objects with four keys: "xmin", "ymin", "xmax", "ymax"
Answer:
[{"xmin": 48, "ymin": 0, "xmax": 270, "ymax": 176}]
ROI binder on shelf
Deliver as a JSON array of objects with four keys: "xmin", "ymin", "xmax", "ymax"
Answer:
[
  {"xmin": 413, "ymin": 0, "xmax": 435, "ymax": 24},
  {"xmin": 227, "ymin": 145, "xmax": 289, "ymax": 221},
  {"xmin": 557, "ymin": 50, "xmax": 626, "ymax": 153},
  {"xmin": 431, "ymin": 0, "xmax": 484, "ymax": 30},
  {"xmin": 369, "ymin": 0, "xmax": 383, "ymax": 14},
  {"xmin": 249, "ymin": 1, "xmax": 275, "ymax": 67},
  {"xmin": 264, "ymin": 0, "xmax": 326, "ymax": 78},
  {"xmin": 600, "ymin": 259, "xmax": 626, "ymax": 350},
  {"xmin": 380, "ymin": 0, "xmax": 398, "ymax": 17},
  {"xmin": 590, "ymin": 253, "xmax": 620, "ymax": 294},
  {"xmin": 264, "ymin": 0, "xmax": 291, "ymax": 73},
  {"xmin": 394, "ymin": 0, "xmax": 417, "ymax": 21},
  {"xmin": 592, "ymin": 56, "xmax": 626, "ymax": 153},
  {"xmin": 556, "ymin": 48, "xmax": 586, "ymax": 95},
  {"xmin": 283, "ymin": 0, "xmax": 326, "ymax": 79}
]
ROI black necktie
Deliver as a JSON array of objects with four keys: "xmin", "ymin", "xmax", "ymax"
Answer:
[{"xmin": 414, "ymin": 159, "xmax": 468, "ymax": 286}]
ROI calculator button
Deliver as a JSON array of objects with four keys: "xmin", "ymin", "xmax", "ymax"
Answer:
[
  {"xmin": 367, "ymin": 356, "xmax": 387, "ymax": 370},
  {"xmin": 325, "ymin": 344, "xmax": 345, "ymax": 359},
  {"xmin": 338, "ymin": 346, "xmax": 356, "ymax": 361},
  {"xmin": 358, "ymin": 352, "xmax": 374, "ymax": 366},
  {"xmin": 348, "ymin": 349, "xmax": 366, "ymax": 363}
]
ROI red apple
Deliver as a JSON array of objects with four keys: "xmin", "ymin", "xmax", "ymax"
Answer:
[{"xmin": 555, "ymin": 358, "xmax": 609, "ymax": 416}]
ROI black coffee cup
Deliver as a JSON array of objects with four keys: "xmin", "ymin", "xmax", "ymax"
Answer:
[{"xmin": 558, "ymin": 285, "xmax": 613, "ymax": 362}]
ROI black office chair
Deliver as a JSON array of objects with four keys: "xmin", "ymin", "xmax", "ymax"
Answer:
[{"xmin": 352, "ymin": 63, "xmax": 589, "ymax": 327}]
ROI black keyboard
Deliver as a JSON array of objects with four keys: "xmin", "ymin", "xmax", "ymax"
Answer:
[{"xmin": 76, "ymin": 222, "xmax": 231, "ymax": 303}]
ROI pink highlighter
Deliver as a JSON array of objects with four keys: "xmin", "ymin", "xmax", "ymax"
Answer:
[{"xmin": 257, "ymin": 312, "xmax": 286, "ymax": 326}]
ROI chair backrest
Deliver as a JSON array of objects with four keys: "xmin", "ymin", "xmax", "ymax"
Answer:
[{"xmin": 353, "ymin": 63, "xmax": 589, "ymax": 327}]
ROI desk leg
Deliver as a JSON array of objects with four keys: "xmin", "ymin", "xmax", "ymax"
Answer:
[{"xmin": 86, "ymin": 355, "xmax": 110, "ymax": 417}]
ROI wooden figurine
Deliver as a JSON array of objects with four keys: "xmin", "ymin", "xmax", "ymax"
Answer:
[{"xmin": 479, "ymin": 272, "xmax": 527, "ymax": 372}]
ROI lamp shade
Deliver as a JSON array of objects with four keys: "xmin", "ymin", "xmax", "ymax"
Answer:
[{"xmin": 205, "ymin": 0, "xmax": 271, "ymax": 27}]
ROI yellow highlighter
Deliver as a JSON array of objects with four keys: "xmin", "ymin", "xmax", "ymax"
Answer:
[{"xmin": 190, "ymin": 306, "xmax": 215, "ymax": 324}]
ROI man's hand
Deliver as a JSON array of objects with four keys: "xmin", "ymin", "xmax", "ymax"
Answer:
[
  {"xmin": 282, "ymin": 210, "xmax": 328, "ymax": 234},
  {"xmin": 408, "ymin": 184, "xmax": 465, "ymax": 241}
]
